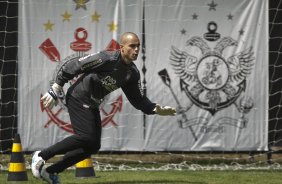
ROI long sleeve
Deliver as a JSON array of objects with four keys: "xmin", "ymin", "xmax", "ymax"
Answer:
[
  {"xmin": 56, "ymin": 52, "xmax": 107, "ymax": 87},
  {"xmin": 122, "ymin": 80, "xmax": 156, "ymax": 115}
]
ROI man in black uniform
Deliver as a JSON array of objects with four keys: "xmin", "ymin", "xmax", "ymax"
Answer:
[{"xmin": 32, "ymin": 32, "xmax": 176, "ymax": 184}]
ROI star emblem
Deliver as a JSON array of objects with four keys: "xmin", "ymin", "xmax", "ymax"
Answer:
[
  {"xmin": 239, "ymin": 29, "xmax": 244, "ymax": 35},
  {"xmin": 43, "ymin": 20, "xmax": 54, "ymax": 31},
  {"xmin": 180, "ymin": 29, "xmax": 187, "ymax": 35},
  {"xmin": 91, "ymin": 11, "xmax": 101, "ymax": 22},
  {"xmin": 74, "ymin": 0, "xmax": 89, "ymax": 10},
  {"xmin": 61, "ymin": 11, "xmax": 72, "ymax": 22},
  {"xmin": 208, "ymin": 0, "xmax": 217, "ymax": 11},
  {"xmin": 108, "ymin": 21, "xmax": 118, "ymax": 32},
  {"xmin": 227, "ymin": 13, "xmax": 233, "ymax": 20},
  {"xmin": 192, "ymin": 13, "xmax": 198, "ymax": 20}
]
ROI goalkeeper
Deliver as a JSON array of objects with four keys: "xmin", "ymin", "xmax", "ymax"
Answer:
[{"xmin": 32, "ymin": 32, "xmax": 176, "ymax": 184}]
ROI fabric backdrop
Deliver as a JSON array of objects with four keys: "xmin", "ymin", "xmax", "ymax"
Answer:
[{"xmin": 18, "ymin": 0, "xmax": 268, "ymax": 151}]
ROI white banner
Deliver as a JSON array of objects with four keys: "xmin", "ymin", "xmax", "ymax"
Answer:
[
  {"xmin": 18, "ymin": 0, "xmax": 144, "ymax": 151},
  {"xmin": 18, "ymin": 0, "xmax": 268, "ymax": 151},
  {"xmin": 144, "ymin": 0, "xmax": 268, "ymax": 151}
]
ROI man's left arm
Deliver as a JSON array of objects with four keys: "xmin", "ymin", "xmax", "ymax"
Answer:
[{"xmin": 122, "ymin": 80, "xmax": 176, "ymax": 116}]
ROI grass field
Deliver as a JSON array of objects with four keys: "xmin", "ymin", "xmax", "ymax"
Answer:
[
  {"xmin": 1, "ymin": 153, "xmax": 282, "ymax": 183},
  {"xmin": 1, "ymin": 170, "xmax": 282, "ymax": 184}
]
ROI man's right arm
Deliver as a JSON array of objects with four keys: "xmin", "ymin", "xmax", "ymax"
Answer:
[
  {"xmin": 56, "ymin": 52, "xmax": 106, "ymax": 87},
  {"xmin": 41, "ymin": 52, "xmax": 107, "ymax": 109}
]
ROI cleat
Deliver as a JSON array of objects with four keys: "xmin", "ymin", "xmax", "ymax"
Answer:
[
  {"xmin": 31, "ymin": 151, "xmax": 45, "ymax": 178},
  {"xmin": 40, "ymin": 166, "xmax": 60, "ymax": 184}
]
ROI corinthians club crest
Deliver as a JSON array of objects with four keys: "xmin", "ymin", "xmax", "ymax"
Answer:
[
  {"xmin": 39, "ymin": 27, "xmax": 122, "ymax": 133},
  {"xmin": 170, "ymin": 28, "xmax": 255, "ymax": 115}
]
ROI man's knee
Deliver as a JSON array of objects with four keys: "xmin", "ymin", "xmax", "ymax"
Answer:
[
  {"xmin": 89, "ymin": 140, "xmax": 101, "ymax": 153},
  {"xmin": 81, "ymin": 136, "xmax": 101, "ymax": 153}
]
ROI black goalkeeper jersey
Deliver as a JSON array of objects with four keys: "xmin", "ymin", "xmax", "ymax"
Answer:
[{"xmin": 56, "ymin": 50, "xmax": 156, "ymax": 114}]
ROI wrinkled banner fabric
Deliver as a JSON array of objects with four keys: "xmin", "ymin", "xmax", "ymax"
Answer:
[{"xmin": 18, "ymin": 0, "xmax": 268, "ymax": 151}]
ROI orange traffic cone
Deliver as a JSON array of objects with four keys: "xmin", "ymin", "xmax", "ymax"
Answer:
[
  {"xmin": 7, "ymin": 134, "xmax": 28, "ymax": 181},
  {"xmin": 75, "ymin": 157, "xmax": 95, "ymax": 177}
]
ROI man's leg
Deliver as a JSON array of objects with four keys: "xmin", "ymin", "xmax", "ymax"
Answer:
[
  {"xmin": 45, "ymin": 146, "xmax": 97, "ymax": 174},
  {"xmin": 38, "ymin": 134, "xmax": 97, "ymax": 161},
  {"xmin": 39, "ymin": 95, "xmax": 101, "ymax": 174}
]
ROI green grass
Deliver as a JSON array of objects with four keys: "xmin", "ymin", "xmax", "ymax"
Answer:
[
  {"xmin": 1, "ymin": 153, "xmax": 282, "ymax": 183},
  {"xmin": 1, "ymin": 170, "xmax": 282, "ymax": 184}
]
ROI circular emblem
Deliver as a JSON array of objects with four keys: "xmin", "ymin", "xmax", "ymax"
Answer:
[
  {"xmin": 197, "ymin": 55, "xmax": 229, "ymax": 90},
  {"xmin": 170, "ymin": 36, "xmax": 254, "ymax": 115}
]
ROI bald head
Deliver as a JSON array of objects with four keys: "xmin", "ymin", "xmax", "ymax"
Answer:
[
  {"xmin": 120, "ymin": 32, "xmax": 139, "ymax": 45},
  {"xmin": 120, "ymin": 32, "xmax": 140, "ymax": 64}
]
